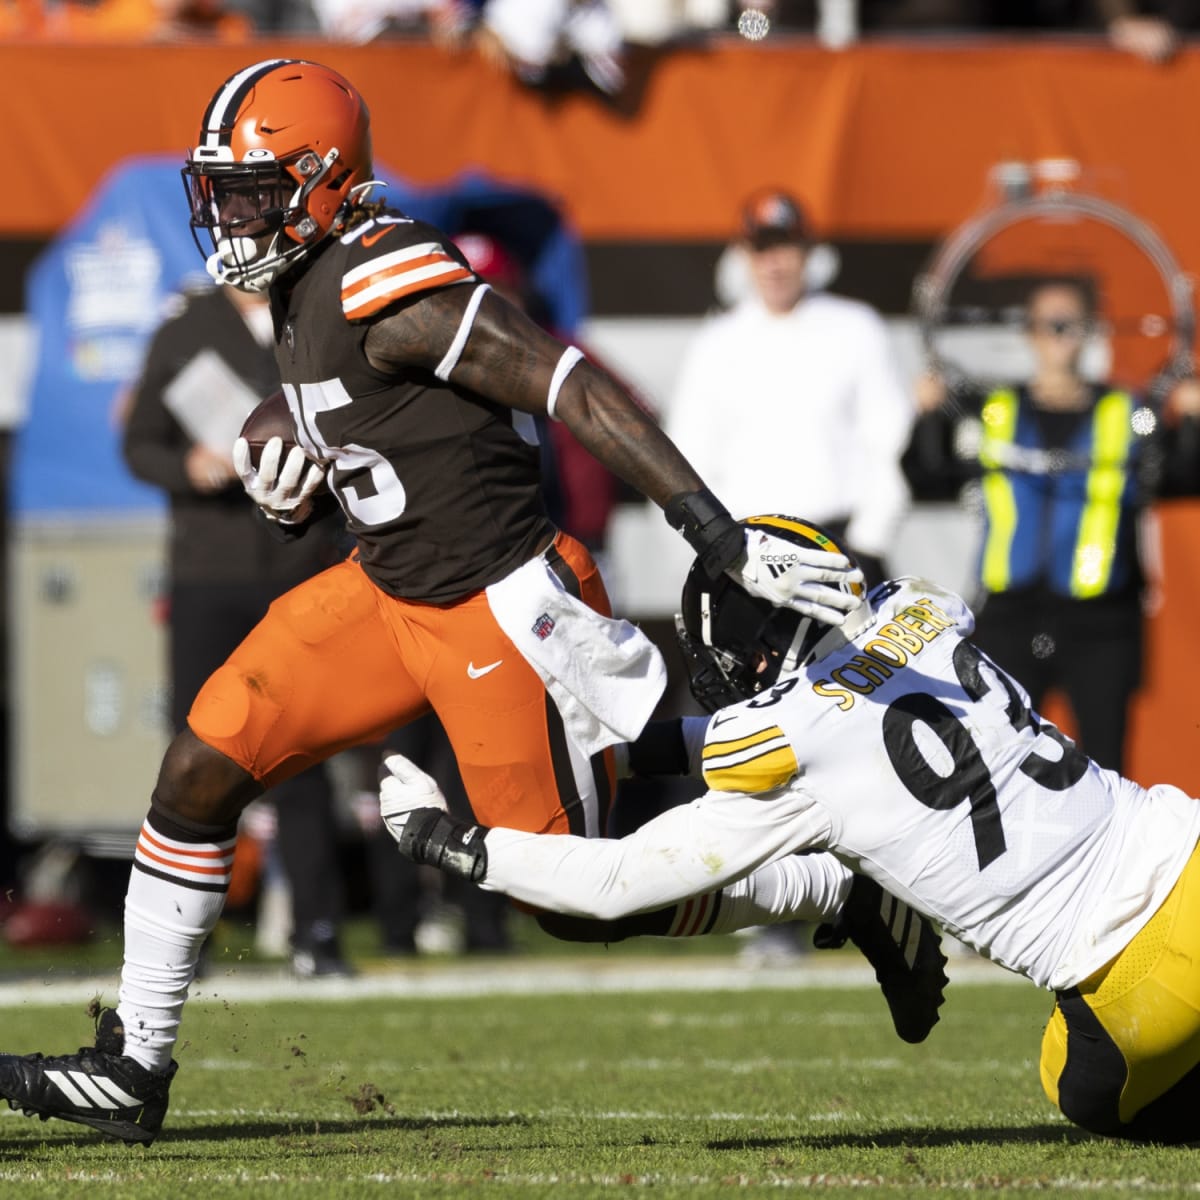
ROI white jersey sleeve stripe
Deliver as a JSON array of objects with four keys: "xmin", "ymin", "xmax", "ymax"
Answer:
[
  {"xmin": 342, "ymin": 259, "xmax": 473, "ymax": 319},
  {"xmin": 342, "ymin": 242, "xmax": 449, "ymax": 284},
  {"xmin": 435, "ymin": 283, "xmax": 491, "ymax": 381},
  {"xmin": 546, "ymin": 346, "xmax": 584, "ymax": 420},
  {"xmin": 702, "ymin": 722, "xmax": 798, "ymax": 793},
  {"xmin": 702, "ymin": 735, "xmax": 790, "ymax": 772}
]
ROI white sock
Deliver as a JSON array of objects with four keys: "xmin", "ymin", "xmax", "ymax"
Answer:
[
  {"xmin": 708, "ymin": 853, "xmax": 853, "ymax": 934},
  {"xmin": 117, "ymin": 812, "xmax": 235, "ymax": 1073}
]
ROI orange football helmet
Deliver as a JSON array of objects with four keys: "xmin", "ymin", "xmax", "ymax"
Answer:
[{"xmin": 183, "ymin": 59, "xmax": 375, "ymax": 291}]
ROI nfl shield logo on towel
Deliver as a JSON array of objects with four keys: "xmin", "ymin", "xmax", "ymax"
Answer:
[{"xmin": 531, "ymin": 612, "xmax": 556, "ymax": 641}]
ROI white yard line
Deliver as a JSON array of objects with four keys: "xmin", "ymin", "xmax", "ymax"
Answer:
[{"xmin": 0, "ymin": 955, "xmax": 1021, "ymax": 1008}]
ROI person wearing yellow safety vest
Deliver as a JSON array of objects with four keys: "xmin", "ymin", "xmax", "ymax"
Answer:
[{"xmin": 902, "ymin": 279, "xmax": 1171, "ymax": 774}]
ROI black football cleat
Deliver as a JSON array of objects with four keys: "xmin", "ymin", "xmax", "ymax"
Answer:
[
  {"xmin": 813, "ymin": 876, "xmax": 949, "ymax": 1044},
  {"xmin": 0, "ymin": 1007, "xmax": 176, "ymax": 1145}
]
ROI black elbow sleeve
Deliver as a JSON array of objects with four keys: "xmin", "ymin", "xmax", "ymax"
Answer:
[
  {"xmin": 664, "ymin": 488, "xmax": 744, "ymax": 577},
  {"xmin": 626, "ymin": 718, "xmax": 690, "ymax": 778}
]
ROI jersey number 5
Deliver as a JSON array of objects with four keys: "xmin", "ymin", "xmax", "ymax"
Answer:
[
  {"xmin": 881, "ymin": 642, "xmax": 1089, "ymax": 871},
  {"xmin": 282, "ymin": 380, "xmax": 408, "ymax": 526}
]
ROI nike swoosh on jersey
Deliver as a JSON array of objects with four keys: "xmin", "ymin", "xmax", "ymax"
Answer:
[
  {"xmin": 341, "ymin": 242, "xmax": 473, "ymax": 320},
  {"xmin": 467, "ymin": 660, "xmax": 503, "ymax": 679},
  {"xmin": 361, "ymin": 226, "xmax": 396, "ymax": 248}
]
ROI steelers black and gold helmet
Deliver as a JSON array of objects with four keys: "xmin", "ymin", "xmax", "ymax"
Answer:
[{"xmin": 675, "ymin": 515, "xmax": 865, "ymax": 713}]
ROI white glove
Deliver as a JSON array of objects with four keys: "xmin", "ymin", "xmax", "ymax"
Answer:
[
  {"xmin": 232, "ymin": 436, "xmax": 324, "ymax": 524},
  {"xmin": 734, "ymin": 527, "xmax": 867, "ymax": 624},
  {"xmin": 379, "ymin": 752, "xmax": 449, "ymax": 843}
]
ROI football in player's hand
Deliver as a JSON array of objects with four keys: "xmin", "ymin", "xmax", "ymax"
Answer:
[{"xmin": 240, "ymin": 391, "xmax": 302, "ymax": 469}]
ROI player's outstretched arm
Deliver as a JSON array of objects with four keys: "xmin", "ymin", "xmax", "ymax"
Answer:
[
  {"xmin": 364, "ymin": 286, "xmax": 862, "ymax": 621},
  {"xmin": 379, "ymin": 750, "xmax": 817, "ymax": 919},
  {"xmin": 365, "ymin": 285, "xmax": 706, "ymax": 507}
]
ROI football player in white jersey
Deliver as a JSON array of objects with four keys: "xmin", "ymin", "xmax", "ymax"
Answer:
[{"xmin": 381, "ymin": 515, "xmax": 1200, "ymax": 1144}]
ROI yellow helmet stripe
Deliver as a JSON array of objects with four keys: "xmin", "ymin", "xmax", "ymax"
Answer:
[{"xmin": 744, "ymin": 515, "xmax": 846, "ymax": 557}]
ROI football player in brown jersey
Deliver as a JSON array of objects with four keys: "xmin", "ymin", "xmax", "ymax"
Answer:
[{"xmin": 0, "ymin": 59, "xmax": 865, "ymax": 1144}]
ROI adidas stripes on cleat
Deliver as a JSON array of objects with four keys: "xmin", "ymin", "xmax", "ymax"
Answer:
[
  {"xmin": 0, "ymin": 1007, "xmax": 176, "ymax": 1145},
  {"xmin": 813, "ymin": 876, "xmax": 949, "ymax": 1045}
]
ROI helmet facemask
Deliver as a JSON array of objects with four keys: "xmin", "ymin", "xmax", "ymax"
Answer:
[
  {"xmin": 183, "ymin": 148, "xmax": 342, "ymax": 292},
  {"xmin": 676, "ymin": 572, "xmax": 814, "ymax": 712}
]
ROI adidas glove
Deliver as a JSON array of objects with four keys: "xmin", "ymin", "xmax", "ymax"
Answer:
[
  {"xmin": 737, "ymin": 527, "xmax": 866, "ymax": 624},
  {"xmin": 232, "ymin": 436, "xmax": 325, "ymax": 524}
]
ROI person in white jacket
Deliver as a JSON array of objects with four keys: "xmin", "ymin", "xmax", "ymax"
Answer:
[{"xmin": 666, "ymin": 189, "xmax": 914, "ymax": 585}]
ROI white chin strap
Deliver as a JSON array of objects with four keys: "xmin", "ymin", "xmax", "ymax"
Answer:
[
  {"xmin": 804, "ymin": 598, "xmax": 876, "ymax": 666},
  {"xmin": 207, "ymin": 235, "xmax": 288, "ymax": 292}
]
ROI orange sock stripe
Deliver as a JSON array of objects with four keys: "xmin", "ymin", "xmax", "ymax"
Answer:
[
  {"xmin": 136, "ymin": 843, "xmax": 233, "ymax": 878},
  {"xmin": 138, "ymin": 828, "xmax": 235, "ymax": 860},
  {"xmin": 670, "ymin": 894, "xmax": 715, "ymax": 938}
]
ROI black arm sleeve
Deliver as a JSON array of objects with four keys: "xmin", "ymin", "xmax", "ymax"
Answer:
[
  {"xmin": 663, "ymin": 488, "xmax": 744, "ymax": 577},
  {"xmin": 626, "ymin": 718, "xmax": 690, "ymax": 778}
]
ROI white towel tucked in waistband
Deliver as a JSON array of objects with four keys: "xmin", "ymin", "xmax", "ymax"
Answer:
[{"xmin": 486, "ymin": 553, "xmax": 667, "ymax": 758}]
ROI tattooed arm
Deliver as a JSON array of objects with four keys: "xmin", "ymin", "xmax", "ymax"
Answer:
[
  {"xmin": 363, "ymin": 284, "xmax": 705, "ymax": 508},
  {"xmin": 362, "ymin": 285, "xmax": 862, "ymax": 615}
]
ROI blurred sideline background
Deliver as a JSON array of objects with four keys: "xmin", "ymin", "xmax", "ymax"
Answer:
[{"xmin": 2, "ymin": 12, "xmax": 1200, "ymax": 950}]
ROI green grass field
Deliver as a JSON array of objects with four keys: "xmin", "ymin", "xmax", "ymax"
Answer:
[{"xmin": 0, "ymin": 952, "xmax": 1196, "ymax": 1198}]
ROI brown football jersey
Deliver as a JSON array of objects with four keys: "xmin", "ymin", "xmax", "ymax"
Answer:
[{"xmin": 271, "ymin": 210, "xmax": 554, "ymax": 603}]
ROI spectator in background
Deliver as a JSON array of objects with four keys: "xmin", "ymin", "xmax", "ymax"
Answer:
[
  {"xmin": 309, "ymin": 0, "xmax": 627, "ymax": 98},
  {"xmin": 757, "ymin": 0, "xmax": 1189, "ymax": 61},
  {"xmin": 307, "ymin": 0, "xmax": 448, "ymax": 39},
  {"xmin": 902, "ymin": 279, "xmax": 1173, "ymax": 774},
  {"xmin": 976, "ymin": 0, "xmax": 1185, "ymax": 62},
  {"xmin": 1099, "ymin": 0, "xmax": 1184, "ymax": 62},
  {"xmin": 665, "ymin": 188, "xmax": 914, "ymax": 589},
  {"xmin": 663, "ymin": 188, "xmax": 913, "ymax": 962},
  {"xmin": 122, "ymin": 285, "xmax": 352, "ymax": 978},
  {"xmin": 1158, "ymin": 375, "xmax": 1200, "ymax": 494},
  {"xmin": 26, "ymin": 0, "xmax": 254, "ymax": 38}
]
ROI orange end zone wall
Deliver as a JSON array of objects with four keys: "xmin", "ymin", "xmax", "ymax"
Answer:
[{"xmin": 3, "ymin": 39, "xmax": 1200, "ymax": 246}]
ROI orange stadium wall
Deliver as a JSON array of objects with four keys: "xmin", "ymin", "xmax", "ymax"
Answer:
[
  {"xmin": 2, "ymin": 38, "xmax": 1200, "ymax": 791},
  {"xmin": 4, "ymin": 39, "xmax": 1200, "ymax": 245}
]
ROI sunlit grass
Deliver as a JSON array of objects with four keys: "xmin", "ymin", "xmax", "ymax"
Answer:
[{"xmin": 0, "ymin": 971, "xmax": 1191, "ymax": 1198}]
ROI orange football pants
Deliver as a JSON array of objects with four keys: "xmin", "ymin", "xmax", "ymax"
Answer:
[{"xmin": 188, "ymin": 532, "xmax": 615, "ymax": 836}]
